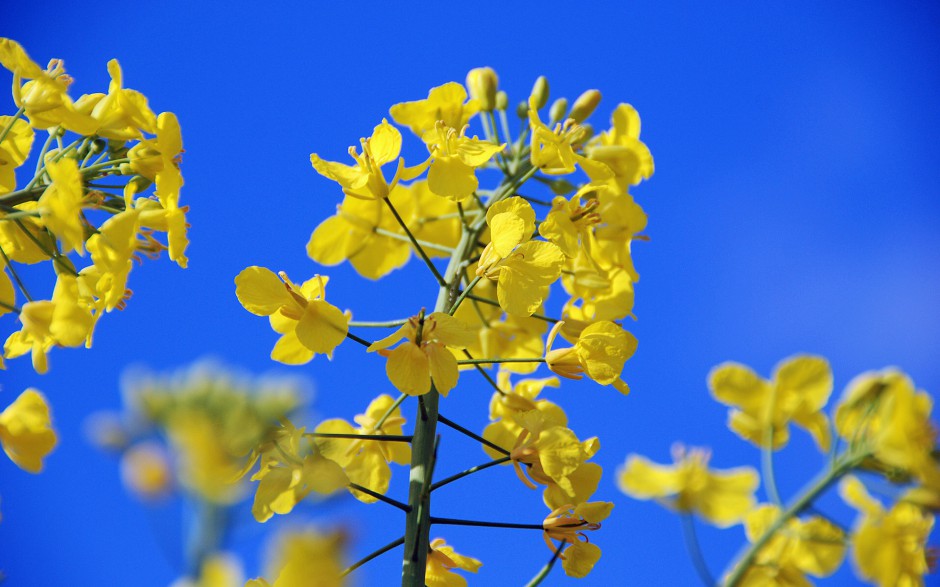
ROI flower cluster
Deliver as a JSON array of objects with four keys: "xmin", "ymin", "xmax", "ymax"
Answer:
[{"xmin": 621, "ymin": 354, "xmax": 938, "ymax": 587}]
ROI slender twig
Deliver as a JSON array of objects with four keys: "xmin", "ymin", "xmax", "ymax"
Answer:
[
  {"xmin": 681, "ymin": 514, "xmax": 715, "ymax": 587},
  {"xmin": 348, "ymin": 483, "xmax": 411, "ymax": 512},
  {"xmin": 382, "ymin": 197, "xmax": 447, "ymax": 286},
  {"xmin": 438, "ymin": 414, "xmax": 510, "ymax": 456},
  {"xmin": 761, "ymin": 386, "xmax": 783, "ymax": 507},
  {"xmin": 349, "ymin": 318, "xmax": 409, "ymax": 328},
  {"xmin": 0, "ymin": 299, "xmax": 21, "ymax": 313},
  {"xmin": 457, "ymin": 357, "xmax": 545, "ymax": 366},
  {"xmin": 524, "ymin": 541, "xmax": 566, "ymax": 587},
  {"xmin": 465, "ymin": 293, "xmax": 559, "ymax": 323},
  {"xmin": 448, "ymin": 275, "xmax": 482, "ymax": 315},
  {"xmin": 0, "ymin": 243, "xmax": 32, "ymax": 302},
  {"xmin": 374, "ymin": 226, "xmax": 456, "ymax": 254},
  {"xmin": 0, "ymin": 106, "xmax": 26, "ymax": 147},
  {"xmin": 461, "ymin": 349, "xmax": 504, "ymax": 396},
  {"xmin": 430, "ymin": 516, "xmax": 543, "ymax": 530},
  {"xmin": 430, "ymin": 456, "xmax": 511, "ymax": 491},
  {"xmin": 345, "ymin": 331, "xmax": 373, "ymax": 348},
  {"xmin": 373, "ymin": 393, "xmax": 407, "ymax": 431},
  {"xmin": 305, "ymin": 432, "xmax": 412, "ymax": 442},
  {"xmin": 13, "ymin": 221, "xmax": 79, "ymax": 276},
  {"xmin": 341, "ymin": 536, "xmax": 405, "ymax": 577}
]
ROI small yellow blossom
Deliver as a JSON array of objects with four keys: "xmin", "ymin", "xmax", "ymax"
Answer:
[
  {"xmin": 542, "ymin": 501, "xmax": 612, "ymax": 578},
  {"xmin": 585, "ymin": 103, "xmax": 654, "ymax": 190},
  {"xmin": 425, "ymin": 538, "xmax": 482, "ymax": 587},
  {"xmin": 80, "ymin": 59, "xmax": 157, "ymax": 140},
  {"xmin": 733, "ymin": 504, "xmax": 846, "ymax": 586},
  {"xmin": 367, "ymin": 311, "xmax": 476, "ymax": 396},
  {"xmin": 481, "ymin": 371, "xmax": 563, "ymax": 460},
  {"xmin": 170, "ymin": 552, "xmax": 244, "ymax": 587},
  {"xmin": 618, "ymin": 444, "xmax": 759, "ymax": 527},
  {"xmin": 465, "ymin": 67, "xmax": 498, "ymax": 112},
  {"xmin": 0, "ymin": 115, "xmax": 34, "ymax": 194},
  {"xmin": 128, "ymin": 111, "xmax": 184, "ymax": 209},
  {"xmin": 425, "ymin": 122, "xmax": 503, "ymax": 201},
  {"xmin": 0, "ymin": 202, "xmax": 55, "ymax": 263},
  {"xmin": 311, "ymin": 119, "xmax": 423, "ymax": 200},
  {"xmin": 509, "ymin": 410, "xmax": 599, "ymax": 497},
  {"xmin": 166, "ymin": 412, "xmax": 246, "ymax": 504},
  {"xmin": 235, "ymin": 267, "xmax": 348, "ymax": 365},
  {"xmin": 120, "ymin": 441, "xmax": 173, "ymax": 500},
  {"xmin": 544, "ymin": 320, "xmax": 636, "ymax": 394},
  {"xmin": 314, "ymin": 394, "xmax": 410, "ymax": 503},
  {"xmin": 251, "ymin": 528, "xmax": 346, "ymax": 587},
  {"xmin": 390, "ymin": 82, "xmax": 480, "ymax": 142},
  {"xmin": 527, "ymin": 96, "xmax": 612, "ymax": 179},
  {"xmin": 710, "ymin": 354, "xmax": 834, "ymax": 452},
  {"xmin": 38, "ymin": 157, "xmax": 86, "ymax": 255},
  {"xmin": 0, "ymin": 388, "xmax": 57, "ymax": 473},
  {"xmin": 538, "ymin": 186, "xmax": 603, "ymax": 258}
]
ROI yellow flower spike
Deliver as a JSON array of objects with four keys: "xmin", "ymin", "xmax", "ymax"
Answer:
[
  {"xmin": 367, "ymin": 311, "xmax": 475, "ymax": 396},
  {"xmin": 425, "ymin": 538, "xmax": 481, "ymax": 587},
  {"xmin": 38, "ymin": 157, "xmax": 86, "ymax": 255},
  {"xmin": 0, "ymin": 388, "xmax": 57, "ymax": 473},
  {"xmin": 585, "ymin": 103, "xmax": 654, "ymax": 190},
  {"xmin": 545, "ymin": 320, "xmax": 637, "ymax": 394},
  {"xmin": 425, "ymin": 122, "xmax": 504, "ymax": 201},
  {"xmin": 735, "ymin": 504, "xmax": 846, "ymax": 586},
  {"xmin": 314, "ymin": 394, "xmax": 411, "ymax": 503},
  {"xmin": 390, "ymin": 82, "xmax": 481, "ymax": 142},
  {"xmin": 310, "ymin": 118, "xmax": 424, "ymax": 201},
  {"xmin": 3, "ymin": 274, "xmax": 96, "ymax": 373},
  {"xmin": 840, "ymin": 475, "xmax": 934, "ymax": 586},
  {"xmin": 541, "ymin": 501, "xmax": 612, "ymax": 578},
  {"xmin": 235, "ymin": 267, "xmax": 348, "ymax": 365},
  {"xmin": 834, "ymin": 368, "xmax": 939, "ymax": 485},
  {"xmin": 618, "ymin": 444, "xmax": 759, "ymax": 527},
  {"xmin": 527, "ymin": 96, "xmax": 613, "ymax": 180},
  {"xmin": 710, "ymin": 354, "xmax": 834, "ymax": 452}
]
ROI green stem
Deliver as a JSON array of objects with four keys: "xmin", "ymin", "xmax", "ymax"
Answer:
[
  {"xmin": 0, "ymin": 107, "xmax": 25, "ymax": 147},
  {"xmin": 345, "ymin": 331, "xmax": 373, "ymax": 348},
  {"xmin": 761, "ymin": 386, "xmax": 783, "ymax": 507},
  {"xmin": 681, "ymin": 514, "xmax": 715, "ymax": 587},
  {"xmin": 722, "ymin": 451, "xmax": 867, "ymax": 587},
  {"xmin": 383, "ymin": 197, "xmax": 447, "ymax": 287},
  {"xmin": 460, "ymin": 349, "xmax": 504, "ymax": 396},
  {"xmin": 349, "ymin": 318, "xmax": 410, "ymax": 328},
  {"xmin": 430, "ymin": 516, "xmax": 543, "ymax": 530},
  {"xmin": 0, "ymin": 299, "xmax": 21, "ymax": 313},
  {"xmin": 373, "ymin": 393, "xmax": 407, "ymax": 431},
  {"xmin": 342, "ymin": 536, "xmax": 405, "ymax": 577},
  {"xmin": 448, "ymin": 275, "xmax": 482, "ymax": 315},
  {"xmin": 524, "ymin": 541, "xmax": 566, "ymax": 587},
  {"xmin": 348, "ymin": 483, "xmax": 411, "ymax": 512},
  {"xmin": 374, "ymin": 226, "xmax": 456, "ymax": 255},
  {"xmin": 430, "ymin": 456, "xmax": 512, "ymax": 492},
  {"xmin": 0, "ymin": 243, "xmax": 32, "ymax": 302},
  {"xmin": 304, "ymin": 432, "xmax": 412, "ymax": 442},
  {"xmin": 465, "ymin": 293, "xmax": 559, "ymax": 323},
  {"xmin": 457, "ymin": 357, "xmax": 545, "ymax": 366}
]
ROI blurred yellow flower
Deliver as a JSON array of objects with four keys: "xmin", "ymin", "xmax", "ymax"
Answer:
[
  {"xmin": 0, "ymin": 388, "xmax": 56, "ymax": 473},
  {"xmin": 542, "ymin": 501, "xmax": 612, "ymax": 578},
  {"xmin": 250, "ymin": 527, "xmax": 346, "ymax": 587},
  {"xmin": 425, "ymin": 538, "xmax": 481, "ymax": 587},
  {"xmin": 618, "ymin": 444, "xmax": 759, "ymax": 527},
  {"xmin": 710, "ymin": 354, "xmax": 833, "ymax": 452},
  {"xmin": 119, "ymin": 441, "xmax": 173, "ymax": 500}
]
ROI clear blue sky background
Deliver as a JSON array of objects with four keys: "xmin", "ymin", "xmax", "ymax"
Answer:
[{"xmin": 2, "ymin": 1, "xmax": 939, "ymax": 585}]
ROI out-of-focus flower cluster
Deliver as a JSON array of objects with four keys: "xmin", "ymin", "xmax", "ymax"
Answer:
[
  {"xmin": 0, "ymin": 38, "xmax": 189, "ymax": 374},
  {"xmin": 620, "ymin": 354, "xmax": 938, "ymax": 586}
]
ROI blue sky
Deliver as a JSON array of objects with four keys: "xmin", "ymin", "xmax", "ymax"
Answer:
[{"xmin": 2, "ymin": 1, "xmax": 939, "ymax": 585}]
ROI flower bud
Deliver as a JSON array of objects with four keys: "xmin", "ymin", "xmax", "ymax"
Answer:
[
  {"xmin": 569, "ymin": 89, "xmax": 601, "ymax": 123},
  {"xmin": 495, "ymin": 90, "xmax": 508, "ymax": 111},
  {"xmin": 516, "ymin": 101, "xmax": 528, "ymax": 120},
  {"xmin": 466, "ymin": 67, "xmax": 499, "ymax": 111},
  {"xmin": 529, "ymin": 76, "xmax": 549, "ymax": 110},
  {"xmin": 549, "ymin": 98, "xmax": 568, "ymax": 124}
]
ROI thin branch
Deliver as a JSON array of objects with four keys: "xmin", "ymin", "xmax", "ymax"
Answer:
[
  {"xmin": 430, "ymin": 516, "xmax": 543, "ymax": 530},
  {"xmin": 382, "ymin": 196, "xmax": 447, "ymax": 286},
  {"xmin": 345, "ymin": 331, "xmax": 373, "ymax": 348},
  {"xmin": 305, "ymin": 432, "xmax": 413, "ymax": 442},
  {"xmin": 349, "ymin": 318, "xmax": 409, "ymax": 328},
  {"xmin": 461, "ymin": 349, "xmax": 504, "ymax": 396},
  {"xmin": 430, "ymin": 456, "xmax": 511, "ymax": 491},
  {"xmin": 374, "ymin": 226, "xmax": 456, "ymax": 254},
  {"xmin": 347, "ymin": 483, "xmax": 411, "ymax": 512},
  {"xmin": 457, "ymin": 357, "xmax": 545, "ymax": 366},
  {"xmin": 340, "ymin": 535, "xmax": 405, "ymax": 577},
  {"xmin": 438, "ymin": 414, "xmax": 510, "ymax": 456},
  {"xmin": 524, "ymin": 541, "xmax": 566, "ymax": 587},
  {"xmin": 448, "ymin": 275, "xmax": 482, "ymax": 315},
  {"xmin": 465, "ymin": 293, "xmax": 559, "ymax": 323},
  {"xmin": 681, "ymin": 514, "xmax": 716, "ymax": 587}
]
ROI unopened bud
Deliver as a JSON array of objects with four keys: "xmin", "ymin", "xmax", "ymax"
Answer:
[
  {"xmin": 529, "ymin": 76, "xmax": 549, "ymax": 110},
  {"xmin": 569, "ymin": 89, "xmax": 601, "ymax": 123},
  {"xmin": 549, "ymin": 98, "xmax": 568, "ymax": 125},
  {"xmin": 516, "ymin": 101, "xmax": 528, "ymax": 119},
  {"xmin": 495, "ymin": 90, "xmax": 508, "ymax": 111},
  {"xmin": 466, "ymin": 67, "xmax": 499, "ymax": 111}
]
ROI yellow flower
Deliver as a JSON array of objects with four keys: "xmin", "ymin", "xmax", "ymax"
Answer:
[
  {"xmin": 527, "ymin": 96, "xmax": 612, "ymax": 179},
  {"xmin": 80, "ymin": 59, "xmax": 157, "ymax": 140},
  {"xmin": 425, "ymin": 122, "xmax": 503, "ymax": 201},
  {"xmin": 618, "ymin": 444, "xmax": 759, "ymax": 527},
  {"xmin": 4, "ymin": 274, "xmax": 96, "ymax": 373},
  {"xmin": 119, "ymin": 441, "xmax": 173, "ymax": 500},
  {"xmin": 537, "ymin": 187, "xmax": 604, "ymax": 258},
  {"xmin": 542, "ymin": 501, "xmax": 613, "ymax": 578},
  {"xmin": 235, "ymin": 267, "xmax": 348, "ymax": 365},
  {"xmin": 465, "ymin": 67, "xmax": 498, "ymax": 112},
  {"xmin": 314, "ymin": 394, "xmax": 410, "ymax": 503},
  {"xmin": 39, "ymin": 157, "xmax": 86, "ymax": 255},
  {"xmin": 0, "ymin": 202, "xmax": 55, "ymax": 263},
  {"xmin": 0, "ymin": 388, "xmax": 57, "ymax": 473},
  {"xmin": 585, "ymin": 103, "xmax": 654, "ymax": 190},
  {"xmin": 310, "ymin": 119, "xmax": 423, "ymax": 200},
  {"xmin": 251, "ymin": 528, "xmax": 346, "ymax": 587},
  {"xmin": 0, "ymin": 115, "xmax": 34, "ymax": 194},
  {"xmin": 481, "ymin": 371, "xmax": 563, "ymax": 460},
  {"xmin": 238, "ymin": 420, "xmax": 347, "ymax": 523},
  {"xmin": 425, "ymin": 538, "xmax": 481, "ymax": 587},
  {"xmin": 709, "ymin": 354, "xmax": 833, "ymax": 452},
  {"xmin": 367, "ymin": 311, "xmax": 476, "ymax": 396},
  {"xmin": 476, "ymin": 196, "xmax": 565, "ymax": 316},
  {"xmin": 80, "ymin": 208, "xmax": 141, "ymax": 312},
  {"xmin": 128, "ymin": 111, "xmax": 184, "ymax": 209},
  {"xmin": 509, "ymin": 410, "xmax": 599, "ymax": 497},
  {"xmin": 840, "ymin": 476, "xmax": 934, "ymax": 587},
  {"xmin": 544, "ymin": 320, "xmax": 636, "ymax": 394},
  {"xmin": 165, "ymin": 412, "xmax": 246, "ymax": 504},
  {"xmin": 834, "ymin": 368, "xmax": 939, "ymax": 485},
  {"xmin": 170, "ymin": 553, "xmax": 244, "ymax": 587},
  {"xmin": 733, "ymin": 504, "xmax": 846, "ymax": 586},
  {"xmin": 390, "ymin": 82, "xmax": 480, "ymax": 142},
  {"xmin": 0, "ymin": 38, "xmax": 98, "ymax": 135}
]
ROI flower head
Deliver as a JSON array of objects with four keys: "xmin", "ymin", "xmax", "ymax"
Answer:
[
  {"xmin": 425, "ymin": 538, "xmax": 482, "ymax": 587},
  {"xmin": 542, "ymin": 501, "xmax": 613, "ymax": 578},
  {"xmin": 544, "ymin": 320, "xmax": 636, "ymax": 394},
  {"xmin": 0, "ymin": 388, "xmax": 57, "ymax": 473}
]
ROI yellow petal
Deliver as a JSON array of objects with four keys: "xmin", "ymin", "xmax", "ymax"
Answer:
[
  {"xmin": 488, "ymin": 212, "xmax": 526, "ymax": 258},
  {"xmin": 561, "ymin": 540, "xmax": 601, "ymax": 579},
  {"xmin": 369, "ymin": 119, "xmax": 402, "ymax": 166},
  {"xmin": 774, "ymin": 355, "xmax": 832, "ymax": 411},
  {"xmin": 427, "ymin": 342, "xmax": 459, "ymax": 397},
  {"xmin": 428, "ymin": 156, "xmax": 477, "ymax": 201},
  {"xmin": 709, "ymin": 362, "xmax": 771, "ymax": 415},
  {"xmin": 386, "ymin": 342, "xmax": 431, "ymax": 396},
  {"xmin": 235, "ymin": 266, "xmax": 292, "ymax": 315},
  {"xmin": 486, "ymin": 196, "xmax": 536, "ymax": 241},
  {"xmin": 0, "ymin": 388, "xmax": 56, "ymax": 473},
  {"xmin": 294, "ymin": 300, "xmax": 348, "ymax": 354},
  {"xmin": 617, "ymin": 454, "xmax": 680, "ymax": 499},
  {"xmin": 270, "ymin": 331, "xmax": 314, "ymax": 365}
]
